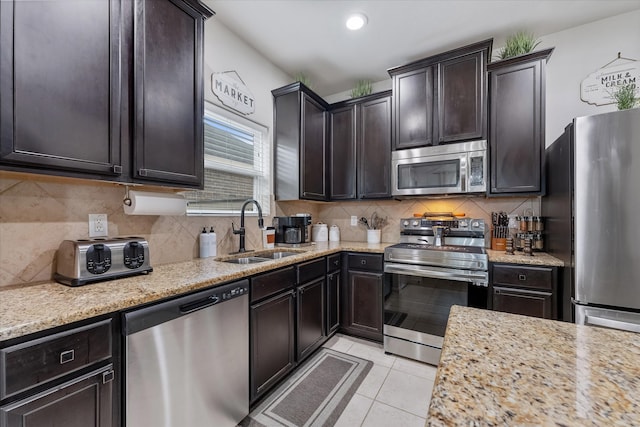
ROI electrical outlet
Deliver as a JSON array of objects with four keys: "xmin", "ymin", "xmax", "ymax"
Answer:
[
  {"xmin": 89, "ymin": 214, "xmax": 108, "ymax": 238},
  {"xmin": 351, "ymin": 215, "xmax": 358, "ymax": 226}
]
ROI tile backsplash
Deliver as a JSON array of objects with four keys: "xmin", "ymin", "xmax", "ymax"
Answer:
[{"xmin": 0, "ymin": 172, "xmax": 538, "ymax": 288}]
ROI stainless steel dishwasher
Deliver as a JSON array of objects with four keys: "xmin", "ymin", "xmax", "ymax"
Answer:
[{"xmin": 123, "ymin": 279, "xmax": 249, "ymax": 427}]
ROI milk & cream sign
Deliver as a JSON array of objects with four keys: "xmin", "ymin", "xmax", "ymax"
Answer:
[{"xmin": 581, "ymin": 56, "xmax": 639, "ymax": 106}]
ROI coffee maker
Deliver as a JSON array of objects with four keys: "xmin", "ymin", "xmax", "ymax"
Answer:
[{"xmin": 273, "ymin": 215, "xmax": 312, "ymax": 244}]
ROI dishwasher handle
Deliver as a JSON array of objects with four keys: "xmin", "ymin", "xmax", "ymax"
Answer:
[
  {"xmin": 123, "ymin": 279, "xmax": 249, "ymax": 336},
  {"xmin": 179, "ymin": 295, "xmax": 220, "ymax": 314}
]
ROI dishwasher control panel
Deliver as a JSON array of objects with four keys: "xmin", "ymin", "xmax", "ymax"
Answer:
[{"xmin": 221, "ymin": 284, "xmax": 248, "ymax": 301}]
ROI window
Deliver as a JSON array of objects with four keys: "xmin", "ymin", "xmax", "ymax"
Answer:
[{"xmin": 184, "ymin": 103, "xmax": 270, "ymax": 216}]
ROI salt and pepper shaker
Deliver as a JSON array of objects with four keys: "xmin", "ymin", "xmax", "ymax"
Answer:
[
  {"xmin": 523, "ymin": 238, "xmax": 533, "ymax": 256},
  {"xmin": 505, "ymin": 237, "xmax": 515, "ymax": 255}
]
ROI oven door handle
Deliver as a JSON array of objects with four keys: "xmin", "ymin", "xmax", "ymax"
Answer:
[{"xmin": 384, "ymin": 262, "xmax": 488, "ymax": 286}]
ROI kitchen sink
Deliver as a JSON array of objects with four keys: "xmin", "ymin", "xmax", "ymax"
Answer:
[
  {"xmin": 217, "ymin": 248, "xmax": 306, "ymax": 264},
  {"xmin": 259, "ymin": 251, "xmax": 300, "ymax": 259},
  {"xmin": 221, "ymin": 256, "xmax": 271, "ymax": 264}
]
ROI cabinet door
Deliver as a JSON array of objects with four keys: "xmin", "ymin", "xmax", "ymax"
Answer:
[
  {"xmin": 326, "ymin": 271, "xmax": 341, "ymax": 336},
  {"xmin": 493, "ymin": 286, "xmax": 553, "ymax": 319},
  {"xmin": 133, "ymin": 0, "xmax": 204, "ymax": 187},
  {"xmin": 300, "ymin": 93, "xmax": 328, "ymax": 200},
  {"xmin": 0, "ymin": 366, "xmax": 113, "ymax": 427},
  {"xmin": 437, "ymin": 51, "xmax": 485, "ymax": 143},
  {"xmin": 345, "ymin": 270, "xmax": 383, "ymax": 341},
  {"xmin": 329, "ymin": 105, "xmax": 357, "ymax": 200},
  {"xmin": 358, "ymin": 96, "xmax": 391, "ymax": 198},
  {"xmin": 489, "ymin": 59, "xmax": 544, "ymax": 194},
  {"xmin": 250, "ymin": 291, "xmax": 295, "ymax": 402},
  {"xmin": 393, "ymin": 67, "xmax": 434, "ymax": 149},
  {"xmin": 297, "ymin": 277, "xmax": 326, "ymax": 361},
  {"xmin": 0, "ymin": 0, "xmax": 122, "ymax": 176}
]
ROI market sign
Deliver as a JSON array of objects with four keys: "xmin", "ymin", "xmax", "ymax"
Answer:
[
  {"xmin": 581, "ymin": 57, "xmax": 639, "ymax": 106},
  {"xmin": 212, "ymin": 71, "xmax": 255, "ymax": 115}
]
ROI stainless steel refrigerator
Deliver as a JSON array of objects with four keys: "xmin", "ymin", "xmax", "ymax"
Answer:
[{"xmin": 543, "ymin": 108, "xmax": 640, "ymax": 331}]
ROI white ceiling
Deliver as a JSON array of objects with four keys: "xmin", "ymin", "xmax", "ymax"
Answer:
[{"xmin": 206, "ymin": 0, "xmax": 640, "ymax": 97}]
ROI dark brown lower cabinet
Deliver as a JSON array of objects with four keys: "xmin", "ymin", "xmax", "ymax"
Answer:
[
  {"xmin": 297, "ymin": 277, "xmax": 326, "ymax": 361},
  {"xmin": 0, "ymin": 317, "xmax": 117, "ymax": 427},
  {"xmin": 326, "ymin": 270, "xmax": 341, "ymax": 335},
  {"xmin": 341, "ymin": 253, "xmax": 384, "ymax": 341},
  {"xmin": 250, "ymin": 290, "xmax": 296, "ymax": 403},
  {"xmin": 490, "ymin": 263, "xmax": 558, "ymax": 320},
  {"xmin": 493, "ymin": 286, "xmax": 553, "ymax": 319},
  {"xmin": 1, "ymin": 366, "xmax": 113, "ymax": 427}
]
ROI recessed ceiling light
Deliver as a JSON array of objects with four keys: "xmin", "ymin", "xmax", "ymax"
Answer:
[{"xmin": 346, "ymin": 13, "xmax": 367, "ymax": 31}]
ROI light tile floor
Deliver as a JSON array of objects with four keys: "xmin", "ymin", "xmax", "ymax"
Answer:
[{"xmin": 324, "ymin": 334, "xmax": 437, "ymax": 427}]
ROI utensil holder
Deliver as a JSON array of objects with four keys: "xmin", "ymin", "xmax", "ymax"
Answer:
[{"xmin": 367, "ymin": 229, "xmax": 381, "ymax": 244}]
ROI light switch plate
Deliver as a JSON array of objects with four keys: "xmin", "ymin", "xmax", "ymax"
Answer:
[
  {"xmin": 351, "ymin": 215, "xmax": 358, "ymax": 226},
  {"xmin": 89, "ymin": 214, "xmax": 108, "ymax": 237}
]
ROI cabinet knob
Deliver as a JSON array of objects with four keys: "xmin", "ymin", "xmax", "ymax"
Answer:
[
  {"xmin": 334, "ymin": 260, "xmax": 339, "ymax": 266},
  {"xmin": 518, "ymin": 274, "xmax": 527, "ymax": 281},
  {"xmin": 361, "ymin": 259, "xmax": 366, "ymax": 265}
]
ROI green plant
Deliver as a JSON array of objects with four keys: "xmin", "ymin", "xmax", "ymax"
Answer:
[
  {"xmin": 350, "ymin": 80, "xmax": 373, "ymax": 98},
  {"xmin": 293, "ymin": 72, "xmax": 312, "ymax": 88},
  {"xmin": 497, "ymin": 31, "xmax": 540, "ymax": 60},
  {"xmin": 612, "ymin": 84, "xmax": 638, "ymax": 110}
]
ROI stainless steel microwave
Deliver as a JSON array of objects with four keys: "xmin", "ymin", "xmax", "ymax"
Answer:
[{"xmin": 391, "ymin": 140, "xmax": 487, "ymax": 196}]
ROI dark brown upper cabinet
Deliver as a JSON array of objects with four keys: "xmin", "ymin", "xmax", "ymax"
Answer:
[
  {"xmin": 329, "ymin": 91, "xmax": 392, "ymax": 200},
  {"xmin": 0, "ymin": 0, "xmax": 213, "ymax": 189},
  {"xmin": 388, "ymin": 39, "xmax": 492, "ymax": 150},
  {"xmin": 488, "ymin": 48, "xmax": 553, "ymax": 195},
  {"xmin": 0, "ymin": 0, "xmax": 124, "ymax": 177},
  {"xmin": 132, "ymin": 0, "xmax": 210, "ymax": 187},
  {"xmin": 273, "ymin": 82, "xmax": 329, "ymax": 201}
]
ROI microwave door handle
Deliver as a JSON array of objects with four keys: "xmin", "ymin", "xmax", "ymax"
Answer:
[
  {"xmin": 460, "ymin": 156, "xmax": 467, "ymax": 192},
  {"xmin": 584, "ymin": 314, "xmax": 640, "ymax": 333}
]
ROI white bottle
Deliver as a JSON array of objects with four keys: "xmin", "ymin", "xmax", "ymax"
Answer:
[
  {"xmin": 199, "ymin": 227, "xmax": 210, "ymax": 258},
  {"xmin": 209, "ymin": 227, "xmax": 217, "ymax": 257}
]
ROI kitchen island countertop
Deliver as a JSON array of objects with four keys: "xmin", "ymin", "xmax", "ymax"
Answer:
[
  {"xmin": 1, "ymin": 242, "xmax": 563, "ymax": 342},
  {"xmin": 427, "ymin": 305, "xmax": 640, "ymax": 426}
]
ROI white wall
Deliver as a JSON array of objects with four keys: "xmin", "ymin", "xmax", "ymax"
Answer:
[
  {"xmin": 539, "ymin": 9, "xmax": 640, "ymax": 146},
  {"xmin": 323, "ymin": 9, "xmax": 640, "ymax": 145},
  {"xmin": 203, "ymin": 19, "xmax": 292, "ymax": 133}
]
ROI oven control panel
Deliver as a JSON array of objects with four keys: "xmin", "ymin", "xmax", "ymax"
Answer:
[{"xmin": 400, "ymin": 218, "xmax": 485, "ymax": 234}]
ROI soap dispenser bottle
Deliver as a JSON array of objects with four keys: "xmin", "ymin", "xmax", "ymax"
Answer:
[
  {"xmin": 199, "ymin": 227, "xmax": 210, "ymax": 258},
  {"xmin": 209, "ymin": 226, "xmax": 217, "ymax": 257}
]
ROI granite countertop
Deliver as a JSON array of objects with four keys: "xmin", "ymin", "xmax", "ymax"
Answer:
[
  {"xmin": 0, "ymin": 242, "xmax": 563, "ymax": 343},
  {"xmin": 0, "ymin": 241, "xmax": 385, "ymax": 342},
  {"xmin": 486, "ymin": 249, "xmax": 564, "ymax": 267},
  {"xmin": 428, "ymin": 306, "xmax": 640, "ymax": 426}
]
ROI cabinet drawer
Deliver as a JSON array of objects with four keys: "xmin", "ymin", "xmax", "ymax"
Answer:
[
  {"xmin": 492, "ymin": 264, "xmax": 553, "ymax": 290},
  {"xmin": 298, "ymin": 258, "xmax": 326, "ymax": 284},
  {"xmin": 327, "ymin": 254, "xmax": 341, "ymax": 272},
  {"xmin": 348, "ymin": 253, "xmax": 383, "ymax": 272},
  {"xmin": 251, "ymin": 266, "xmax": 296, "ymax": 303},
  {"xmin": 1, "ymin": 319, "xmax": 112, "ymax": 400}
]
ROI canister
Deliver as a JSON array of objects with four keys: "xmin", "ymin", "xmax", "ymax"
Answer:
[
  {"xmin": 329, "ymin": 225, "xmax": 340, "ymax": 242},
  {"xmin": 311, "ymin": 223, "xmax": 328, "ymax": 242}
]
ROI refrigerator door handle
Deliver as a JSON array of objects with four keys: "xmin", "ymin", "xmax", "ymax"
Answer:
[{"xmin": 584, "ymin": 314, "xmax": 640, "ymax": 334}]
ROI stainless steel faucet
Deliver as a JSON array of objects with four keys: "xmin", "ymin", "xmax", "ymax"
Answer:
[{"xmin": 232, "ymin": 199, "xmax": 264, "ymax": 253}]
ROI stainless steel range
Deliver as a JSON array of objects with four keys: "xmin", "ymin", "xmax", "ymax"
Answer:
[{"xmin": 383, "ymin": 214, "xmax": 489, "ymax": 365}]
